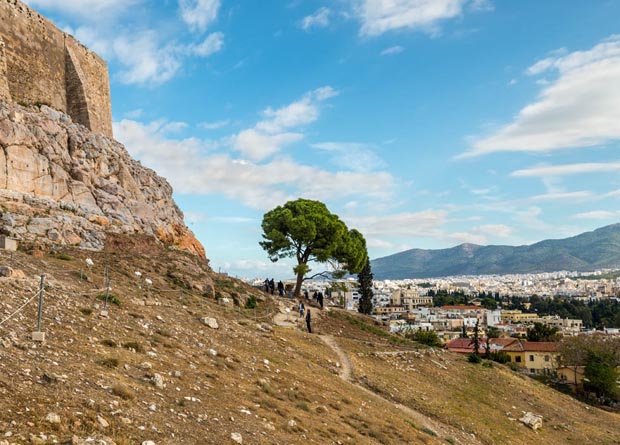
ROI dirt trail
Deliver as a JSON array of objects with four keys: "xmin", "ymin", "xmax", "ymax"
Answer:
[{"xmin": 319, "ymin": 334, "xmax": 482, "ymax": 445}]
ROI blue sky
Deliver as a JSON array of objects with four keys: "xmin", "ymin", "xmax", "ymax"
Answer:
[{"xmin": 24, "ymin": 0, "xmax": 620, "ymax": 279}]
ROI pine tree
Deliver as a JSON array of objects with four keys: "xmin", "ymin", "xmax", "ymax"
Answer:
[{"xmin": 357, "ymin": 258, "xmax": 374, "ymax": 315}]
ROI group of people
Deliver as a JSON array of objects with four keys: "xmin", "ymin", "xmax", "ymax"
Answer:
[
  {"xmin": 263, "ymin": 278, "xmax": 284, "ymax": 297},
  {"xmin": 303, "ymin": 289, "xmax": 324, "ymax": 309}
]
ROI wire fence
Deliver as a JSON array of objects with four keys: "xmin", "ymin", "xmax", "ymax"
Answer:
[{"xmin": 0, "ymin": 290, "xmax": 40, "ymax": 328}]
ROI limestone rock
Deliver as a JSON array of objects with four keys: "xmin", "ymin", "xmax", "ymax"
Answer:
[
  {"xmin": 519, "ymin": 412, "xmax": 543, "ymax": 430},
  {"xmin": 200, "ymin": 317, "xmax": 219, "ymax": 329},
  {"xmin": 96, "ymin": 415, "xmax": 109, "ymax": 429},
  {"xmin": 0, "ymin": 266, "xmax": 25, "ymax": 278},
  {"xmin": 0, "ymin": 101, "xmax": 206, "ymax": 258},
  {"xmin": 45, "ymin": 413, "xmax": 60, "ymax": 424},
  {"xmin": 151, "ymin": 373, "xmax": 164, "ymax": 389},
  {"xmin": 230, "ymin": 433, "xmax": 243, "ymax": 444}
]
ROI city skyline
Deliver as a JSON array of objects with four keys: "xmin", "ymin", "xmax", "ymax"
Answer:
[{"xmin": 24, "ymin": 0, "xmax": 620, "ymax": 279}]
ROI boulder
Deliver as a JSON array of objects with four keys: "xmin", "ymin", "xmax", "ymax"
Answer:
[
  {"xmin": 519, "ymin": 412, "xmax": 543, "ymax": 430},
  {"xmin": 200, "ymin": 317, "xmax": 219, "ymax": 329}
]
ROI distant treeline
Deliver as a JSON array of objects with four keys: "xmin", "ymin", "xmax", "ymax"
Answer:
[{"xmin": 428, "ymin": 289, "xmax": 620, "ymax": 329}]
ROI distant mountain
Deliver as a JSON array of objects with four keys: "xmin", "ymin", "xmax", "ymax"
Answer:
[{"xmin": 371, "ymin": 223, "xmax": 620, "ymax": 279}]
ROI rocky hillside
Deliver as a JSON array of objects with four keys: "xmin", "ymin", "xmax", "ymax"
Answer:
[
  {"xmin": 0, "ymin": 241, "xmax": 618, "ymax": 445},
  {"xmin": 372, "ymin": 223, "xmax": 620, "ymax": 279},
  {"xmin": 0, "ymin": 100, "xmax": 204, "ymax": 257}
]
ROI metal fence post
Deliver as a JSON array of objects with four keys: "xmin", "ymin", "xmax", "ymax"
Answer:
[{"xmin": 32, "ymin": 274, "xmax": 46, "ymax": 341}]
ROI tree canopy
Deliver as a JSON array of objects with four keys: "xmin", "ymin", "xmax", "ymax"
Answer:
[
  {"xmin": 260, "ymin": 199, "xmax": 367, "ymax": 297},
  {"xmin": 526, "ymin": 322, "xmax": 561, "ymax": 342}
]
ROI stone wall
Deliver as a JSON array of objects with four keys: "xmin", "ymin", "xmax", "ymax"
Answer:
[
  {"xmin": 0, "ymin": 0, "xmax": 112, "ymax": 137},
  {"xmin": 0, "ymin": 40, "xmax": 9, "ymax": 101}
]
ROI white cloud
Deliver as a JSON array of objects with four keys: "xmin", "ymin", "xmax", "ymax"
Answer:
[
  {"xmin": 572, "ymin": 211, "xmax": 620, "ymax": 220},
  {"xmin": 25, "ymin": 0, "xmax": 140, "ymax": 19},
  {"xmin": 232, "ymin": 87, "xmax": 338, "ymax": 161},
  {"xmin": 72, "ymin": 27, "xmax": 224, "ymax": 86},
  {"xmin": 223, "ymin": 259, "xmax": 294, "ymax": 273},
  {"xmin": 179, "ymin": 0, "xmax": 221, "ymax": 33},
  {"xmin": 354, "ymin": 0, "xmax": 479, "ymax": 37},
  {"xmin": 447, "ymin": 224, "xmax": 512, "ymax": 245},
  {"xmin": 189, "ymin": 32, "xmax": 224, "ymax": 57},
  {"xmin": 462, "ymin": 35, "xmax": 620, "ymax": 157},
  {"xmin": 525, "ymin": 191, "xmax": 594, "ymax": 203},
  {"xmin": 380, "ymin": 45, "xmax": 404, "ymax": 56},
  {"xmin": 113, "ymin": 119, "xmax": 395, "ymax": 210},
  {"xmin": 346, "ymin": 210, "xmax": 448, "ymax": 237},
  {"xmin": 447, "ymin": 231, "xmax": 487, "ymax": 245},
  {"xmin": 200, "ymin": 119, "xmax": 230, "ymax": 130},
  {"xmin": 469, "ymin": 0, "xmax": 494, "ymax": 12},
  {"xmin": 232, "ymin": 129, "xmax": 303, "ymax": 162},
  {"xmin": 112, "ymin": 31, "xmax": 183, "ymax": 85},
  {"xmin": 123, "ymin": 109, "xmax": 144, "ymax": 119},
  {"xmin": 511, "ymin": 162, "xmax": 620, "ymax": 177},
  {"xmin": 311, "ymin": 142, "xmax": 386, "ymax": 172},
  {"xmin": 299, "ymin": 7, "xmax": 331, "ymax": 31},
  {"xmin": 367, "ymin": 238, "xmax": 394, "ymax": 249}
]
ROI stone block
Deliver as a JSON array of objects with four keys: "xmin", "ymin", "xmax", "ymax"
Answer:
[
  {"xmin": 31, "ymin": 331, "xmax": 45, "ymax": 342},
  {"xmin": 0, "ymin": 236, "xmax": 17, "ymax": 251}
]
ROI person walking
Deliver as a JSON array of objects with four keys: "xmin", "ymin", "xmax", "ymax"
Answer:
[
  {"xmin": 269, "ymin": 278, "xmax": 275, "ymax": 295},
  {"xmin": 318, "ymin": 292, "xmax": 324, "ymax": 309},
  {"xmin": 305, "ymin": 309, "xmax": 312, "ymax": 333},
  {"xmin": 299, "ymin": 301, "xmax": 305, "ymax": 318},
  {"xmin": 264, "ymin": 278, "xmax": 269, "ymax": 293},
  {"xmin": 277, "ymin": 280, "xmax": 284, "ymax": 297}
]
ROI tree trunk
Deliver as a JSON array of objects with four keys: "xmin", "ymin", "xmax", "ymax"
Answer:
[{"xmin": 294, "ymin": 269, "xmax": 304, "ymax": 299}]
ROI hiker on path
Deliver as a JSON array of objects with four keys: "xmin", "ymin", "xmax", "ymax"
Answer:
[
  {"xmin": 318, "ymin": 292, "xmax": 324, "ymax": 309},
  {"xmin": 269, "ymin": 278, "xmax": 275, "ymax": 295},
  {"xmin": 299, "ymin": 301, "xmax": 305, "ymax": 318},
  {"xmin": 264, "ymin": 278, "xmax": 269, "ymax": 293},
  {"xmin": 304, "ymin": 289, "xmax": 309, "ymax": 300},
  {"xmin": 277, "ymin": 280, "xmax": 284, "ymax": 297},
  {"xmin": 306, "ymin": 309, "xmax": 312, "ymax": 333}
]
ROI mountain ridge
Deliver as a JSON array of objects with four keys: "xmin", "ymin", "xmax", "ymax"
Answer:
[{"xmin": 371, "ymin": 223, "xmax": 620, "ymax": 279}]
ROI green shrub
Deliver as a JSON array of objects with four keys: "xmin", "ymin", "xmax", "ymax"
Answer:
[
  {"xmin": 467, "ymin": 353, "xmax": 482, "ymax": 364},
  {"xmin": 97, "ymin": 293, "xmax": 121, "ymax": 306},
  {"xmin": 404, "ymin": 329, "xmax": 442, "ymax": 347},
  {"xmin": 490, "ymin": 351, "xmax": 510, "ymax": 364},
  {"xmin": 245, "ymin": 295, "xmax": 257, "ymax": 309}
]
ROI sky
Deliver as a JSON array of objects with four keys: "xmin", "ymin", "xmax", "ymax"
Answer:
[{"xmin": 23, "ymin": 0, "xmax": 620, "ymax": 279}]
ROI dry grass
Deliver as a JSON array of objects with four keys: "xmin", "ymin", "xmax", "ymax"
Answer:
[{"xmin": 0, "ymin": 237, "xmax": 616, "ymax": 445}]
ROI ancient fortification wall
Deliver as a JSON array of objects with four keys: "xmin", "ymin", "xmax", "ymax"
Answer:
[{"xmin": 0, "ymin": 0, "xmax": 112, "ymax": 137}]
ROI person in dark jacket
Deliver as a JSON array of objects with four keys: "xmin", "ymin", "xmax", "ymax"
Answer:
[
  {"xmin": 277, "ymin": 280, "xmax": 284, "ymax": 296},
  {"xmin": 305, "ymin": 309, "xmax": 312, "ymax": 333}
]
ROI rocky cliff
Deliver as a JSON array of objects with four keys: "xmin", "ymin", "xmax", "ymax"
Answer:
[{"xmin": 0, "ymin": 100, "xmax": 205, "ymax": 257}]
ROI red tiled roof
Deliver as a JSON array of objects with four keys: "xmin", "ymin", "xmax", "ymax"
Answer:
[
  {"xmin": 521, "ymin": 341, "xmax": 560, "ymax": 352},
  {"xmin": 502, "ymin": 340, "xmax": 560, "ymax": 352}
]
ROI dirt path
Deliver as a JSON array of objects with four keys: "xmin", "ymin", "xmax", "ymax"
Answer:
[{"xmin": 319, "ymin": 335, "xmax": 482, "ymax": 445}]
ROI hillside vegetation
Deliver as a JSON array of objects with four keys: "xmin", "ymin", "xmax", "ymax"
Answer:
[
  {"xmin": 0, "ymin": 236, "xmax": 618, "ymax": 444},
  {"xmin": 372, "ymin": 223, "xmax": 620, "ymax": 279}
]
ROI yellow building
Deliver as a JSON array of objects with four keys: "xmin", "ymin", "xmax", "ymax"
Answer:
[
  {"xmin": 501, "ymin": 310, "xmax": 539, "ymax": 324},
  {"xmin": 504, "ymin": 341, "xmax": 560, "ymax": 374}
]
